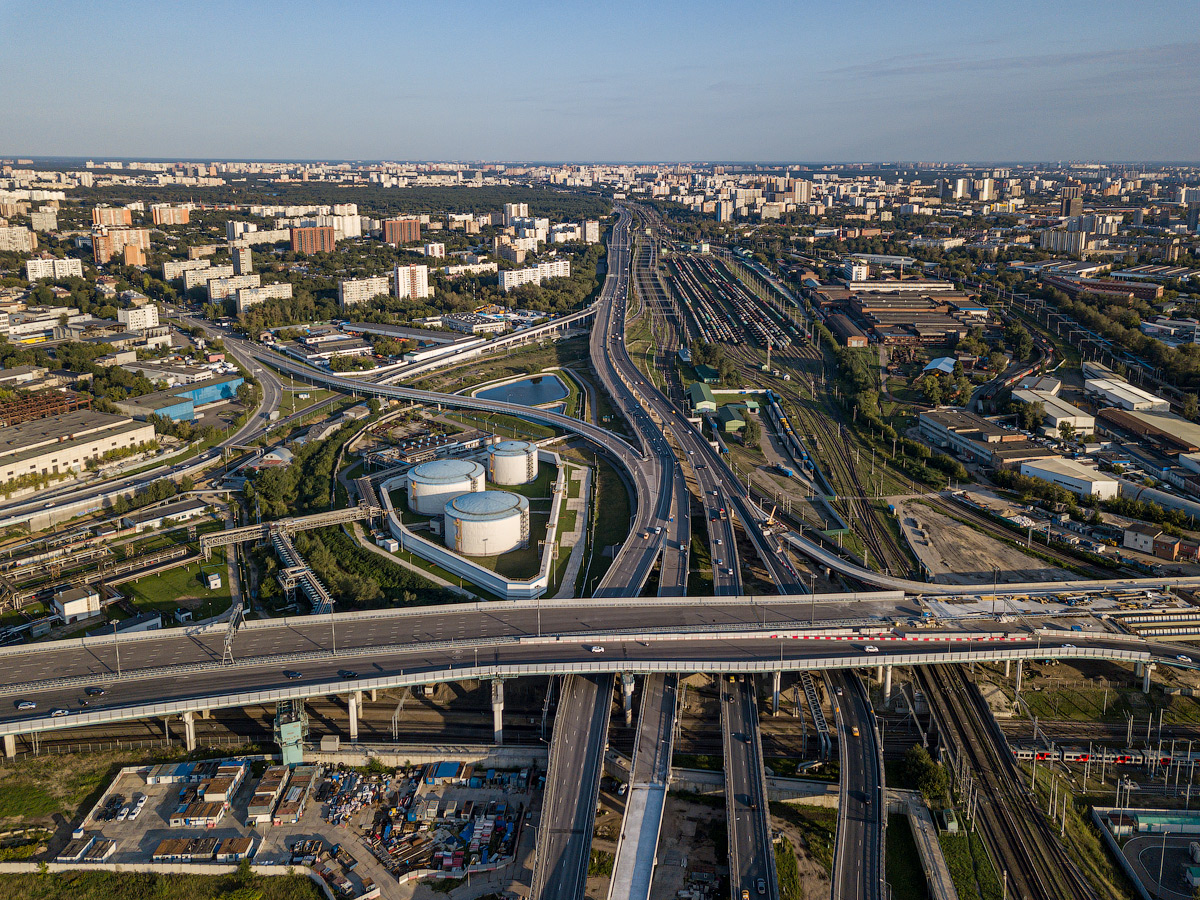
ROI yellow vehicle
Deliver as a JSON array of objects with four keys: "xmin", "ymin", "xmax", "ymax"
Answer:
[
  {"xmin": 851, "ymin": 726, "xmax": 860, "ymax": 737},
  {"xmin": 742, "ymin": 891, "xmax": 751, "ymax": 900}
]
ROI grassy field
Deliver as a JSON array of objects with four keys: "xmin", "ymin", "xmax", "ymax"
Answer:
[
  {"xmin": 0, "ymin": 751, "xmax": 135, "ymax": 825},
  {"xmin": 885, "ymin": 814, "xmax": 927, "ymax": 900},
  {"xmin": 122, "ymin": 548, "xmax": 232, "ymax": 622},
  {"xmin": 0, "ymin": 870, "xmax": 324, "ymax": 900},
  {"xmin": 775, "ymin": 834, "xmax": 803, "ymax": 900}
]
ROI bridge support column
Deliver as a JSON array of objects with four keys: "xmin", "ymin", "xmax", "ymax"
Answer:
[
  {"xmin": 492, "ymin": 679, "xmax": 505, "ymax": 745},
  {"xmin": 370, "ymin": 689, "xmax": 377, "ymax": 703},
  {"xmin": 876, "ymin": 665, "xmax": 884, "ymax": 683},
  {"xmin": 1135, "ymin": 661, "xmax": 1145, "ymax": 678},
  {"xmin": 200, "ymin": 709, "xmax": 211, "ymax": 720},
  {"xmin": 772, "ymin": 672, "xmax": 782, "ymax": 717},
  {"xmin": 163, "ymin": 717, "xmax": 171, "ymax": 742},
  {"xmin": 1004, "ymin": 660, "xmax": 1011, "ymax": 678},
  {"xmin": 1014, "ymin": 660, "xmax": 1022, "ymax": 693},
  {"xmin": 1143, "ymin": 664, "xmax": 1155, "ymax": 695},
  {"xmin": 182, "ymin": 711, "xmax": 196, "ymax": 752},
  {"xmin": 621, "ymin": 674, "xmax": 636, "ymax": 727},
  {"xmin": 349, "ymin": 691, "xmax": 361, "ymax": 743},
  {"xmin": 3, "ymin": 734, "xmax": 15, "ymax": 758},
  {"xmin": 883, "ymin": 666, "xmax": 893, "ymax": 705}
]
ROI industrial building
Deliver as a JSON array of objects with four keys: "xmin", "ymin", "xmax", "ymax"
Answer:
[
  {"xmin": 407, "ymin": 458, "xmax": 486, "ymax": 515},
  {"xmin": 1098, "ymin": 408, "xmax": 1200, "ymax": 455},
  {"xmin": 0, "ymin": 410, "xmax": 156, "ymax": 485},
  {"xmin": 716, "ymin": 405, "xmax": 746, "ymax": 433},
  {"xmin": 112, "ymin": 375, "xmax": 244, "ymax": 422},
  {"xmin": 120, "ymin": 498, "xmax": 210, "ymax": 532},
  {"xmin": 918, "ymin": 408, "xmax": 1054, "ymax": 468},
  {"xmin": 687, "ymin": 382, "xmax": 717, "ymax": 413},
  {"xmin": 487, "ymin": 440, "xmax": 538, "ymax": 485},
  {"xmin": 1011, "ymin": 389, "xmax": 1095, "ymax": 433},
  {"xmin": 1019, "ymin": 458, "xmax": 1119, "ymax": 500},
  {"xmin": 444, "ymin": 491, "xmax": 529, "ymax": 556},
  {"xmin": 828, "ymin": 314, "xmax": 868, "ymax": 347},
  {"xmin": 52, "ymin": 585, "xmax": 101, "ymax": 624},
  {"xmin": 1084, "ymin": 378, "xmax": 1171, "ymax": 412}
]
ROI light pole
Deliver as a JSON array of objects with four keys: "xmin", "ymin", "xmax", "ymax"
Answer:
[{"xmin": 112, "ymin": 621, "xmax": 122, "ymax": 677}]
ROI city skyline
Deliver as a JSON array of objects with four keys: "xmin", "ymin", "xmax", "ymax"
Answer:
[{"xmin": 2, "ymin": 0, "xmax": 1198, "ymax": 162}]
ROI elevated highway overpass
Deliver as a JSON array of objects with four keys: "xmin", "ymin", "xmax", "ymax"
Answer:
[{"xmin": 0, "ymin": 592, "xmax": 1187, "ymax": 748}]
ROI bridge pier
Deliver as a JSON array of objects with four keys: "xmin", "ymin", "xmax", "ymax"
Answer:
[
  {"xmin": 1143, "ymin": 663, "xmax": 1155, "ymax": 694},
  {"xmin": 3, "ymin": 734, "xmax": 15, "ymax": 758},
  {"xmin": 1136, "ymin": 661, "xmax": 1145, "ymax": 678},
  {"xmin": 876, "ymin": 665, "xmax": 884, "ymax": 683},
  {"xmin": 1004, "ymin": 660, "xmax": 1011, "ymax": 678},
  {"xmin": 182, "ymin": 711, "xmax": 196, "ymax": 753},
  {"xmin": 370, "ymin": 689, "xmax": 377, "ymax": 703},
  {"xmin": 883, "ymin": 665, "xmax": 893, "ymax": 705},
  {"xmin": 348, "ymin": 691, "xmax": 361, "ymax": 743},
  {"xmin": 492, "ymin": 679, "xmax": 505, "ymax": 744},
  {"xmin": 1014, "ymin": 660, "xmax": 1022, "ymax": 693},
  {"xmin": 163, "ymin": 717, "xmax": 172, "ymax": 742},
  {"xmin": 621, "ymin": 674, "xmax": 636, "ymax": 727},
  {"xmin": 772, "ymin": 671, "xmax": 781, "ymax": 717}
]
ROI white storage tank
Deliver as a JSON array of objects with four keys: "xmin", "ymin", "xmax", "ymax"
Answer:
[
  {"xmin": 444, "ymin": 491, "xmax": 529, "ymax": 556},
  {"xmin": 407, "ymin": 458, "xmax": 485, "ymax": 515},
  {"xmin": 487, "ymin": 439, "xmax": 538, "ymax": 485}
]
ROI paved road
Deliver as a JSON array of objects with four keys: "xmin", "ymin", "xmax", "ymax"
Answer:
[
  {"xmin": 607, "ymin": 673, "xmax": 677, "ymax": 900},
  {"xmin": 530, "ymin": 673, "xmax": 613, "ymax": 899},
  {"xmin": 723, "ymin": 675, "xmax": 777, "ymax": 900},
  {"xmin": 0, "ymin": 313, "xmax": 284, "ymax": 528},
  {"xmin": 828, "ymin": 670, "xmax": 884, "ymax": 900}
]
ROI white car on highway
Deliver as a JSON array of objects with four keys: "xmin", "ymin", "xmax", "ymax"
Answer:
[{"xmin": 864, "ymin": 645, "xmax": 879, "ymax": 653}]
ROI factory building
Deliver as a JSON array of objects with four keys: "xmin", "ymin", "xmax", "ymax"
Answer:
[
  {"xmin": 1019, "ymin": 458, "xmax": 1119, "ymax": 500},
  {"xmin": 0, "ymin": 410, "xmax": 156, "ymax": 485},
  {"xmin": 1011, "ymin": 390, "xmax": 1095, "ymax": 433},
  {"xmin": 406, "ymin": 458, "xmax": 485, "ymax": 515},
  {"xmin": 1084, "ymin": 378, "xmax": 1170, "ymax": 412},
  {"xmin": 487, "ymin": 440, "xmax": 538, "ymax": 485},
  {"xmin": 444, "ymin": 491, "xmax": 529, "ymax": 556}
]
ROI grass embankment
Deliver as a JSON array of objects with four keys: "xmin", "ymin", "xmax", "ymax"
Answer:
[
  {"xmin": 886, "ymin": 814, "xmax": 927, "ymax": 900},
  {"xmin": 775, "ymin": 834, "xmax": 803, "ymax": 900},
  {"xmin": 581, "ymin": 454, "xmax": 632, "ymax": 592},
  {"xmin": 769, "ymin": 802, "xmax": 837, "ymax": 874},
  {"xmin": 940, "ymin": 830, "xmax": 1002, "ymax": 900},
  {"xmin": 0, "ymin": 870, "xmax": 323, "ymax": 900}
]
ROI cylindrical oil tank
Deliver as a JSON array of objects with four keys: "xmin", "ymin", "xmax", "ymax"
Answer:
[
  {"xmin": 487, "ymin": 439, "xmax": 538, "ymax": 485},
  {"xmin": 444, "ymin": 491, "xmax": 529, "ymax": 556},
  {"xmin": 406, "ymin": 458, "xmax": 485, "ymax": 515}
]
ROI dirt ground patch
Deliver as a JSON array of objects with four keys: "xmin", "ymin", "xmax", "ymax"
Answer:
[
  {"xmin": 649, "ymin": 791, "xmax": 725, "ymax": 898},
  {"xmin": 771, "ymin": 802, "xmax": 836, "ymax": 900},
  {"xmin": 899, "ymin": 502, "xmax": 1073, "ymax": 585}
]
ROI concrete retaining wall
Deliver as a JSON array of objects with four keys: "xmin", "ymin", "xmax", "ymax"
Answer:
[{"xmin": 0, "ymin": 863, "xmax": 335, "ymax": 899}]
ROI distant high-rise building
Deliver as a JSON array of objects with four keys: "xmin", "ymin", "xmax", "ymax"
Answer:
[
  {"xmin": 383, "ymin": 218, "xmax": 421, "ymax": 245},
  {"xmin": 92, "ymin": 227, "xmax": 149, "ymax": 264},
  {"xmin": 582, "ymin": 220, "xmax": 601, "ymax": 243},
  {"xmin": 338, "ymin": 275, "xmax": 392, "ymax": 309},
  {"xmin": 232, "ymin": 246, "xmax": 253, "ymax": 275},
  {"xmin": 123, "ymin": 243, "xmax": 146, "ymax": 267},
  {"xmin": 290, "ymin": 226, "xmax": 336, "ymax": 255},
  {"xmin": 30, "ymin": 209, "xmax": 57, "ymax": 232},
  {"xmin": 1060, "ymin": 197, "xmax": 1083, "ymax": 217},
  {"xmin": 118, "ymin": 306, "xmax": 159, "ymax": 332},
  {"xmin": 394, "ymin": 264, "xmax": 432, "ymax": 300},
  {"xmin": 503, "ymin": 202, "xmax": 529, "ymax": 225},
  {"xmin": 715, "ymin": 201, "xmax": 734, "ymax": 222},
  {"xmin": 25, "ymin": 257, "xmax": 82, "ymax": 281},
  {"xmin": 975, "ymin": 179, "xmax": 995, "ymax": 202},
  {"xmin": 0, "ymin": 226, "xmax": 38, "ymax": 253},
  {"xmin": 227, "ymin": 221, "xmax": 258, "ymax": 241},
  {"xmin": 93, "ymin": 206, "xmax": 133, "ymax": 227},
  {"xmin": 1060, "ymin": 184, "xmax": 1083, "ymax": 200},
  {"xmin": 151, "ymin": 205, "xmax": 190, "ymax": 226},
  {"xmin": 1187, "ymin": 204, "xmax": 1200, "ymax": 234},
  {"xmin": 423, "ymin": 242, "xmax": 446, "ymax": 258},
  {"xmin": 498, "ymin": 260, "xmax": 570, "ymax": 292}
]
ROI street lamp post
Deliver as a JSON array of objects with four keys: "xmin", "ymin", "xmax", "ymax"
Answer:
[{"xmin": 113, "ymin": 621, "xmax": 122, "ymax": 677}]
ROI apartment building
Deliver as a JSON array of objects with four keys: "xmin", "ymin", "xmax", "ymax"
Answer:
[
  {"xmin": 498, "ymin": 259, "xmax": 571, "ymax": 292},
  {"xmin": 338, "ymin": 275, "xmax": 391, "ymax": 309}
]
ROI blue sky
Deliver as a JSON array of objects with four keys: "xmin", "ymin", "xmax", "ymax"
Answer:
[{"xmin": 2, "ymin": 0, "xmax": 1197, "ymax": 162}]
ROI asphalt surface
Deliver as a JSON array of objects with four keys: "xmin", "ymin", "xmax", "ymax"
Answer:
[
  {"xmin": 828, "ymin": 670, "xmax": 884, "ymax": 900},
  {"xmin": 723, "ymin": 675, "xmax": 777, "ymax": 900},
  {"xmin": 529, "ymin": 673, "xmax": 613, "ymax": 899}
]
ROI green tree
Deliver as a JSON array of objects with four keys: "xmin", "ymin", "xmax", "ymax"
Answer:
[
  {"xmin": 1058, "ymin": 421, "xmax": 1076, "ymax": 443},
  {"xmin": 1184, "ymin": 393, "xmax": 1199, "ymax": 421},
  {"xmin": 1019, "ymin": 400, "xmax": 1045, "ymax": 432}
]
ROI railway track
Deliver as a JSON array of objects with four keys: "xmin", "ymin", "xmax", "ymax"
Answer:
[{"xmin": 919, "ymin": 664, "xmax": 1097, "ymax": 900}]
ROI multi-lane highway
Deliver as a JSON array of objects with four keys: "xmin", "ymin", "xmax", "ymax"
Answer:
[
  {"xmin": 531, "ymin": 674, "xmax": 614, "ymax": 899},
  {"xmin": 828, "ymin": 670, "xmax": 884, "ymax": 900},
  {"xmin": 723, "ymin": 675, "xmax": 778, "ymax": 900}
]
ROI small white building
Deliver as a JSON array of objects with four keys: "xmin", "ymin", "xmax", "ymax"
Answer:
[
  {"xmin": 1019, "ymin": 458, "xmax": 1119, "ymax": 500},
  {"xmin": 1012, "ymin": 390, "xmax": 1095, "ymax": 434},
  {"xmin": 53, "ymin": 586, "xmax": 101, "ymax": 624},
  {"xmin": 205, "ymin": 572, "xmax": 222, "ymax": 590},
  {"xmin": 1123, "ymin": 523, "xmax": 1163, "ymax": 554}
]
